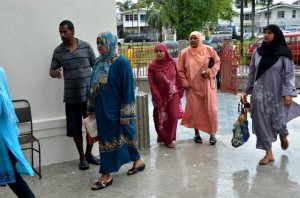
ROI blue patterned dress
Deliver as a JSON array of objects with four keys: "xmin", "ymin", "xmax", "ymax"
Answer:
[{"xmin": 88, "ymin": 32, "xmax": 140, "ymax": 173}]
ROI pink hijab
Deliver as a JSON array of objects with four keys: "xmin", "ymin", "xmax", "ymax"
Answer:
[
  {"xmin": 148, "ymin": 44, "xmax": 175, "ymax": 71},
  {"xmin": 148, "ymin": 43, "xmax": 183, "ymax": 98},
  {"xmin": 188, "ymin": 31, "xmax": 207, "ymax": 81}
]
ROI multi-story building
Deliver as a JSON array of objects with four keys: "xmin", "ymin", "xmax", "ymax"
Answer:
[{"xmin": 232, "ymin": 1, "xmax": 300, "ymax": 35}]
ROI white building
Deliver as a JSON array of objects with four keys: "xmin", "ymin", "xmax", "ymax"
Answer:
[
  {"xmin": 232, "ymin": 1, "xmax": 300, "ymax": 35},
  {"xmin": 0, "ymin": 0, "xmax": 116, "ymax": 166},
  {"xmin": 122, "ymin": 8, "xmax": 148, "ymax": 34}
]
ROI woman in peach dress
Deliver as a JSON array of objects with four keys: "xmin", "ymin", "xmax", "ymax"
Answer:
[{"xmin": 177, "ymin": 31, "xmax": 220, "ymax": 144}]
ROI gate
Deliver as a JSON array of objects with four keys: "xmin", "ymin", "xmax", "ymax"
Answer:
[{"xmin": 219, "ymin": 40, "xmax": 239, "ymax": 95}]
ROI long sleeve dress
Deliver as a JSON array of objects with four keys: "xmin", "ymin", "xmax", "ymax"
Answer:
[
  {"xmin": 244, "ymin": 50, "xmax": 300, "ymax": 150},
  {"xmin": 0, "ymin": 67, "xmax": 34, "ymax": 184},
  {"xmin": 88, "ymin": 55, "xmax": 140, "ymax": 173},
  {"xmin": 177, "ymin": 46, "xmax": 221, "ymax": 135},
  {"xmin": 148, "ymin": 60, "xmax": 182, "ymax": 144}
]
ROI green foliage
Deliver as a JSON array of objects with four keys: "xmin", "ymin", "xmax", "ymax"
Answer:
[
  {"xmin": 116, "ymin": 0, "xmax": 147, "ymax": 11},
  {"xmin": 147, "ymin": 0, "xmax": 234, "ymax": 40},
  {"xmin": 116, "ymin": 0, "xmax": 133, "ymax": 11}
]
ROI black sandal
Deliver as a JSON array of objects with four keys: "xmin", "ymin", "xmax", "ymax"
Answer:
[
  {"xmin": 193, "ymin": 136, "xmax": 202, "ymax": 143},
  {"xmin": 127, "ymin": 163, "xmax": 146, "ymax": 175},
  {"xmin": 91, "ymin": 178, "xmax": 113, "ymax": 190},
  {"xmin": 209, "ymin": 136, "xmax": 217, "ymax": 145}
]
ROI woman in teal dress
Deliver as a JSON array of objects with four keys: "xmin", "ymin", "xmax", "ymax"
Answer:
[
  {"xmin": 0, "ymin": 66, "xmax": 35, "ymax": 197},
  {"xmin": 88, "ymin": 32, "xmax": 145, "ymax": 190}
]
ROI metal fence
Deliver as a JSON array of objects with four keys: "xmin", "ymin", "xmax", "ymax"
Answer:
[{"xmin": 119, "ymin": 43, "xmax": 300, "ymax": 78}]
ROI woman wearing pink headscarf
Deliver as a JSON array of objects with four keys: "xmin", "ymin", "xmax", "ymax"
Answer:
[
  {"xmin": 177, "ymin": 31, "xmax": 221, "ymax": 145},
  {"xmin": 148, "ymin": 44, "xmax": 183, "ymax": 148}
]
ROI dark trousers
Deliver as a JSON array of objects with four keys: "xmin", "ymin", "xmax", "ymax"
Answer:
[{"xmin": 7, "ymin": 149, "xmax": 35, "ymax": 198}]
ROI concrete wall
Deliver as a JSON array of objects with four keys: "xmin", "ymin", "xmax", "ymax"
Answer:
[{"xmin": 0, "ymin": 0, "xmax": 116, "ymax": 166}]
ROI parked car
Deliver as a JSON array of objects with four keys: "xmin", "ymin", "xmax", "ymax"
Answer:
[
  {"xmin": 246, "ymin": 31, "xmax": 300, "ymax": 62},
  {"xmin": 161, "ymin": 40, "xmax": 190, "ymax": 58},
  {"xmin": 125, "ymin": 33, "xmax": 150, "ymax": 42}
]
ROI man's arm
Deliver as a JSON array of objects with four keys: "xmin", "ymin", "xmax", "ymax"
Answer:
[
  {"xmin": 49, "ymin": 68, "xmax": 62, "ymax": 79},
  {"xmin": 50, "ymin": 49, "xmax": 62, "ymax": 79}
]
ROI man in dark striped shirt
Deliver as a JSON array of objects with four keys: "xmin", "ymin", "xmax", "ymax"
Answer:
[{"xmin": 50, "ymin": 20, "xmax": 100, "ymax": 170}]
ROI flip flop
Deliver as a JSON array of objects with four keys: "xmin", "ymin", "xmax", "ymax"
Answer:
[
  {"xmin": 167, "ymin": 142, "xmax": 175, "ymax": 148},
  {"xmin": 87, "ymin": 156, "xmax": 101, "ymax": 165},
  {"xmin": 259, "ymin": 156, "xmax": 275, "ymax": 165},
  {"xmin": 91, "ymin": 178, "xmax": 113, "ymax": 190},
  {"xmin": 193, "ymin": 136, "xmax": 202, "ymax": 143},
  {"xmin": 79, "ymin": 160, "xmax": 89, "ymax": 170},
  {"xmin": 209, "ymin": 136, "xmax": 217, "ymax": 145},
  {"xmin": 127, "ymin": 163, "xmax": 146, "ymax": 175}
]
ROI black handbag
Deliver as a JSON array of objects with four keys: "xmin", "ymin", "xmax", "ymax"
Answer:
[{"xmin": 208, "ymin": 57, "xmax": 214, "ymax": 68}]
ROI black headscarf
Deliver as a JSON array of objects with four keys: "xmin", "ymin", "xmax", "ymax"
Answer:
[{"xmin": 256, "ymin": 24, "xmax": 293, "ymax": 80}]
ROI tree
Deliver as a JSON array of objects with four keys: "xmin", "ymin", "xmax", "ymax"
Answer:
[
  {"xmin": 116, "ymin": 0, "xmax": 133, "ymax": 11},
  {"xmin": 156, "ymin": 0, "xmax": 233, "ymax": 39},
  {"xmin": 146, "ymin": 8, "xmax": 163, "ymax": 41}
]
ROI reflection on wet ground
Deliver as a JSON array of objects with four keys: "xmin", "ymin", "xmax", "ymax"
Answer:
[{"xmin": 1, "ymin": 92, "xmax": 300, "ymax": 197}]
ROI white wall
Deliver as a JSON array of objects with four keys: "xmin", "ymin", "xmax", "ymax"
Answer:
[{"xmin": 0, "ymin": 0, "xmax": 117, "ymax": 166}]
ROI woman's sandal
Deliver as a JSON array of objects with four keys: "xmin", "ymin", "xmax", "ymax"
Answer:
[
  {"xmin": 167, "ymin": 142, "xmax": 175, "ymax": 148},
  {"xmin": 127, "ymin": 163, "xmax": 146, "ymax": 175},
  {"xmin": 280, "ymin": 135, "xmax": 289, "ymax": 150},
  {"xmin": 193, "ymin": 136, "xmax": 202, "ymax": 143},
  {"xmin": 91, "ymin": 178, "xmax": 113, "ymax": 190},
  {"xmin": 209, "ymin": 136, "xmax": 217, "ymax": 145},
  {"xmin": 259, "ymin": 156, "xmax": 275, "ymax": 165}
]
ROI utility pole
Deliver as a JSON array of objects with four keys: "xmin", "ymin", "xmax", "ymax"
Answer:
[
  {"xmin": 240, "ymin": 0, "xmax": 244, "ymax": 45},
  {"xmin": 267, "ymin": 0, "xmax": 270, "ymax": 25}
]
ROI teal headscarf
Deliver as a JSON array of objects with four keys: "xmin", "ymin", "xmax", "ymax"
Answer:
[
  {"xmin": 88, "ymin": 32, "xmax": 119, "ymax": 111},
  {"xmin": 0, "ymin": 67, "xmax": 18, "ymax": 128},
  {"xmin": 97, "ymin": 31, "xmax": 118, "ymax": 62}
]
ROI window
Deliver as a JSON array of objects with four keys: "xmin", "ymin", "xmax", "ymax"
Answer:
[
  {"xmin": 277, "ymin": 11, "xmax": 285, "ymax": 18},
  {"xmin": 244, "ymin": 14, "xmax": 252, "ymax": 20},
  {"xmin": 264, "ymin": 12, "xmax": 271, "ymax": 19},
  {"xmin": 125, "ymin": 15, "xmax": 133, "ymax": 21},
  {"xmin": 140, "ymin": 15, "xmax": 145, "ymax": 22},
  {"xmin": 292, "ymin": 10, "xmax": 296, "ymax": 18},
  {"xmin": 134, "ymin": 14, "xmax": 138, "ymax": 20}
]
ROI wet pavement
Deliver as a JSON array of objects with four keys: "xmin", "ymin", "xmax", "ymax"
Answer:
[{"xmin": 1, "ymin": 92, "xmax": 300, "ymax": 198}]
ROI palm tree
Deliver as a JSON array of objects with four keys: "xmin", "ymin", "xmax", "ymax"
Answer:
[
  {"xmin": 116, "ymin": 0, "xmax": 133, "ymax": 12},
  {"xmin": 146, "ymin": 8, "xmax": 163, "ymax": 42}
]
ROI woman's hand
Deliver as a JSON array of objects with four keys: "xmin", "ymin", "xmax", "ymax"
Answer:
[
  {"xmin": 87, "ymin": 112, "xmax": 95, "ymax": 118},
  {"xmin": 284, "ymin": 95, "xmax": 293, "ymax": 108},
  {"xmin": 183, "ymin": 85, "xmax": 190, "ymax": 91},
  {"xmin": 201, "ymin": 70, "xmax": 209, "ymax": 78},
  {"xmin": 240, "ymin": 93, "xmax": 248, "ymax": 103},
  {"xmin": 120, "ymin": 118, "xmax": 129, "ymax": 125}
]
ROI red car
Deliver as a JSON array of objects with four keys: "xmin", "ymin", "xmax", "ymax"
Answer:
[{"xmin": 246, "ymin": 32, "xmax": 300, "ymax": 62}]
